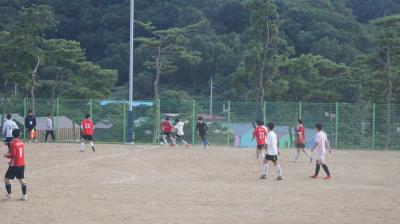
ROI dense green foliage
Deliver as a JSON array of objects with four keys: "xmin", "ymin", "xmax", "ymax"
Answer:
[{"xmin": 0, "ymin": 0, "xmax": 400, "ymax": 105}]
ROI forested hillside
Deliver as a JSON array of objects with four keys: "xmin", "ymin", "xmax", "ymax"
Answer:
[{"xmin": 1, "ymin": 0, "xmax": 400, "ymax": 104}]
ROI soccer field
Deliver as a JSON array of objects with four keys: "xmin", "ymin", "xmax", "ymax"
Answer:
[{"xmin": 1, "ymin": 144, "xmax": 399, "ymax": 224}]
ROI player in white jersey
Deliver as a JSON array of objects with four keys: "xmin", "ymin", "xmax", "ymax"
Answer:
[
  {"xmin": 310, "ymin": 123, "xmax": 332, "ymax": 179},
  {"xmin": 2, "ymin": 114, "xmax": 19, "ymax": 152},
  {"xmin": 260, "ymin": 122, "xmax": 283, "ymax": 181},
  {"xmin": 174, "ymin": 119, "xmax": 188, "ymax": 147}
]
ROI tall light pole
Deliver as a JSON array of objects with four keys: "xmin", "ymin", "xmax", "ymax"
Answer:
[{"xmin": 127, "ymin": 0, "xmax": 135, "ymax": 144}]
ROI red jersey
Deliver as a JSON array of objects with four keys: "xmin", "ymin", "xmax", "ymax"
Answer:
[
  {"xmin": 81, "ymin": 119, "xmax": 94, "ymax": 136},
  {"xmin": 296, "ymin": 124, "xmax": 305, "ymax": 144},
  {"xmin": 8, "ymin": 138, "xmax": 25, "ymax": 167},
  {"xmin": 253, "ymin": 126, "xmax": 268, "ymax": 145},
  {"xmin": 161, "ymin": 120, "xmax": 173, "ymax": 133}
]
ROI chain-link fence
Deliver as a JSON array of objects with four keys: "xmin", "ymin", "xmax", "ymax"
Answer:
[{"xmin": 0, "ymin": 98, "xmax": 399, "ymax": 149}]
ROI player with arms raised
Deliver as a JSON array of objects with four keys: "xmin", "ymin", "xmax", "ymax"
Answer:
[
  {"xmin": 251, "ymin": 120, "xmax": 267, "ymax": 164},
  {"xmin": 81, "ymin": 114, "xmax": 95, "ymax": 152},
  {"xmin": 3, "ymin": 129, "xmax": 28, "ymax": 201}
]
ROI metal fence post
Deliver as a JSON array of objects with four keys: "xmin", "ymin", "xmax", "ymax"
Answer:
[
  {"xmin": 90, "ymin": 98, "xmax": 93, "ymax": 117},
  {"xmin": 263, "ymin": 101, "xmax": 266, "ymax": 125},
  {"xmin": 227, "ymin": 100, "xmax": 231, "ymax": 146},
  {"xmin": 123, "ymin": 99, "xmax": 126, "ymax": 143},
  {"xmin": 157, "ymin": 99, "xmax": 161, "ymax": 143},
  {"xmin": 192, "ymin": 100, "xmax": 196, "ymax": 145},
  {"xmin": 372, "ymin": 103, "xmax": 376, "ymax": 150},
  {"xmin": 335, "ymin": 102, "xmax": 339, "ymax": 149},
  {"xmin": 56, "ymin": 98, "xmax": 60, "ymax": 143},
  {"xmin": 23, "ymin": 97, "xmax": 27, "ymax": 140},
  {"xmin": 299, "ymin": 101, "xmax": 302, "ymax": 119}
]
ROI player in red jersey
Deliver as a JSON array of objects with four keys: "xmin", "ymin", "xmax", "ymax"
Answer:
[
  {"xmin": 251, "ymin": 120, "xmax": 268, "ymax": 164},
  {"xmin": 291, "ymin": 119, "xmax": 313, "ymax": 162},
  {"xmin": 81, "ymin": 113, "xmax": 95, "ymax": 152},
  {"xmin": 160, "ymin": 117, "xmax": 176, "ymax": 146},
  {"xmin": 3, "ymin": 129, "xmax": 28, "ymax": 201}
]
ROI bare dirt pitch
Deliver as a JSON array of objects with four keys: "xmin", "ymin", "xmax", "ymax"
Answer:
[{"xmin": 1, "ymin": 144, "xmax": 399, "ymax": 224}]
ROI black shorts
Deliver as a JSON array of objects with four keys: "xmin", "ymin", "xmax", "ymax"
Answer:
[
  {"xmin": 163, "ymin": 132, "xmax": 172, "ymax": 138},
  {"xmin": 82, "ymin": 135, "xmax": 93, "ymax": 141},
  {"xmin": 257, "ymin": 144, "xmax": 265, "ymax": 150},
  {"xmin": 4, "ymin": 137, "xmax": 13, "ymax": 145},
  {"xmin": 5, "ymin": 166, "xmax": 25, "ymax": 180},
  {"xmin": 265, "ymin": 154, "xmax": 278, "ymax": 163},
  {"xmin": 296, "ymin": 143, "xmax": 305, "ymax": 149}
]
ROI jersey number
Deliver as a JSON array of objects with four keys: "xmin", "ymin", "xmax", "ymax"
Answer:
[
  {"xmin": 259, "ymin": 132, "xmax": 265, "ymax": 139},
  {"xmin": 84, "ymin": 124, "xmax": 92, "ymax": 129},
  {"xmin": 19, "ymin": 148, "xmax": 23, "ymax": 158}
]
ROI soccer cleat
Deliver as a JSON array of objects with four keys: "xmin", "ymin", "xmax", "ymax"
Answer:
[
  {"xmin": 21, "ymin": 195, "xmax": 28, "ymax": 201},
  {"xmin": 323, "ymin": 175, "xmax": 332, "ymax": 180},
  {"xmin": 91, "ymin": 146, "xmax": 96, "ymax": 152},
  {"xmin": 276, "ymin": 176, "xmax": 283, "ymax": 181},
  {"xmin": 310, "ymin": 175, "xmax": 318, "ymax": 178},
  {"xmin": 259, "ymin": 175, "xmax": 267, "ymax": 179},
  {"xmin": 3, "ymin": 194, "xmax": 13, "ymax": 200}
]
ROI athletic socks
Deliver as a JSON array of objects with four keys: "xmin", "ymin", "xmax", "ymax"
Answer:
[
  {"xmin": 276, "ymin": 164, "xmax": 283, "ymax": 177},
  {"xmin": 293, "ymin": 151, "xmax": 300, "ymax": 161},
  {"xmin": 322, "ymin": 164, "xmax": 331, "ymax": 176},
  {"xmin": 315, "ymin": 164, "xmax": 321, "ymax": 176},
  {"xmin": 5, "ymin": 183, "xmax": 11, "ymax": 194},
  {"xmin": 80, "ymin": 143, "xmax": 85, "ymax": 151},
  {"xmin": 263, "ymin": 163, "xmax": 269, "ymax": 176},
  {"xmin": 304, "ymin": 150, "xmax": 313, "ymax": 159},
  {"xmin": 21, "ymin": 184, "xmax": 27, "ymax": 195}
]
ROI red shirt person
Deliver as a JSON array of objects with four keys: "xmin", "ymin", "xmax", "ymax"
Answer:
[
  {"xmin": 80, "ymin": 114, "xmax": 96, "ymax": 152},
  {"xmin": 8, "ymin": 138, "xmax": 25, "ymax": 167},
  {"xmin": 251, "ymin": 121, "xmax": 268, "ymax": 163},
  {"xmin": 296, "ymin": 123, "xmax": 305, "ymax": 146},
  {"xmin": 253, "ymin": 125, "xmax": 268, "ymax": 146},
  {"xmin": 3, "ymin": 129, "xmax": 28, "ymax": 201},
  {"xmin": 160, "ymin": 117, "xmax": 175, "ymax": 146},
  {"xmin": 291, "ymin": 119, "xmax": 313, "ymax": 162}
]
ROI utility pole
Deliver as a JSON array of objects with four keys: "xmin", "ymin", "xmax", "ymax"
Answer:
[
  {"xmin": 210, "ymin": 76, "xmax": 214, "ymax": 119},
  {"xmin": 127, "ymin": 0, "xmax": 135, "ymax": 144}
]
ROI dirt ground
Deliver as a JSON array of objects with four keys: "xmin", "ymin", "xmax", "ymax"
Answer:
[{"xmin": 0, "ymin": 143, "xmax": 399, "ymax": 224}]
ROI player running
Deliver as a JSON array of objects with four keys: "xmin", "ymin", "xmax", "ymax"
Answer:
[
  {"xmin": 3, "ymin": 129, "xmax": 28, "ymax": 201},
  {"xmin": 160, "ymin": 117, "xmax": 176, "ymax": 146},
  {"xmin": 310, "ymin": 123, "xmax": 332, "ymax": 179},
  {"xmin": 2, "ymin": 114, "xmax": 19, "ymax": 152},
  {"xmin": 291, "ymin": 119, "xmax": 313, "ymax": 162},
  {"xmin": 260, "ymin": 122, "xmax": 283, "ymax": 181},
  {"xmin": 174, "ymin": 118, "xmax": 189, "ymax": 147},
  {"xmin": 196, "ymin": 117, "xmax": 209, "ymax": 149},
  {"xmin": 80, "ymin": 114, "xmax": 96, "ymax": 152},
  {"xmin": 25, "ymin": 110, "xmax": 37, "ymax": 144},
  {"xmin": 251, "ymin": 120, "xmax": 268, "ymax": 164}
]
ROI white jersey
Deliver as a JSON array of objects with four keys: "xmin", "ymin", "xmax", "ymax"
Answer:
[
  {"xmin": 266, "ymin": 130, "xmax": 278, "ymax": 155},
  {"xmin": 174, "ymin": 122, "xmax": 185, "ymax": 136},
  {"xmin": 2, "ymin": 119, "xmax": 18, "ymax": 138},
  {"xmin": 315, "ymin": 131, "xmax": 329, "ymax": 158}
]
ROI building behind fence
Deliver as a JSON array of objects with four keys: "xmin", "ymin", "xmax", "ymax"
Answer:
[{"xmin": 0, "ymin": 98, "xmax": 399, "ymax": 149}]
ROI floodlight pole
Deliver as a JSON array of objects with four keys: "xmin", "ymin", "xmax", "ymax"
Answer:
[{"xmin": 127, "ymin": 0, "xmax": 135, "ymax": 144}]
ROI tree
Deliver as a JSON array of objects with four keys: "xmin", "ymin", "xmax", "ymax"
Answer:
[
  {"xmin": 243, "ymin": 0, "xmax": 280, "ymax": 109},
  {"xmin": 371, "ymin": 15, "xmax": 400, "ymax": 148},
  {"xmin": 136, "ymin": 21, "xmax": 201, "ymax": 142},
  {"xmin": 11, "ymin": 4, "xmax": 58, "ymax": 112}
]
